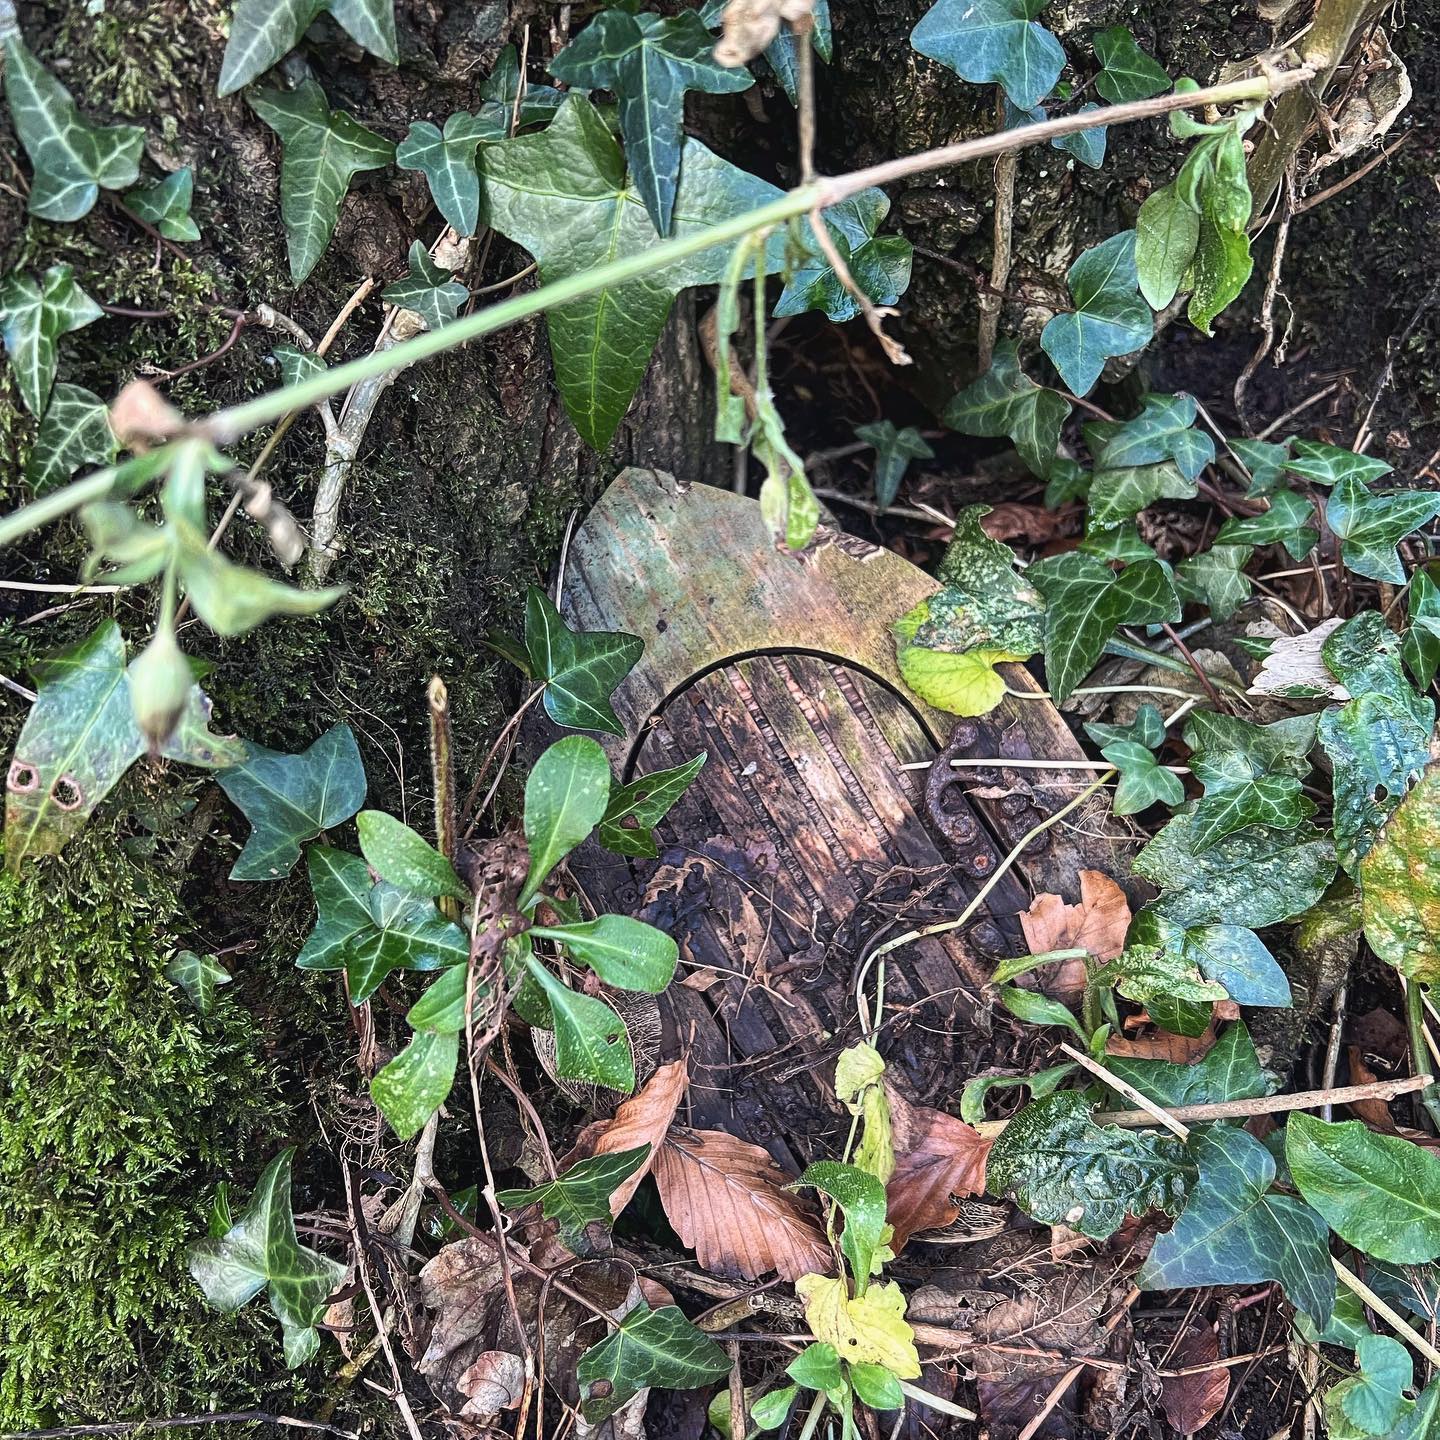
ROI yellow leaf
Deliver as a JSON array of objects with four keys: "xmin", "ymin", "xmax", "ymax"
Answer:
[
  {"xmin": 795, "ymin": 1275, "xmax": 920, "ymax": 1378},
  {"xmin": 1360, "ymin": 762, "xmax": 1440, "ymax": 984},
  {"xmin": 896, "ymin": 643, "xmax": 1023, "ymax": 717},
  {"xmin": 834, "ymin": 1042, "xmax": 885, "ymax": 1108},
  {"xmin": 854, "ymin": 1085, "xmax": 896, "ymax": 1186}
]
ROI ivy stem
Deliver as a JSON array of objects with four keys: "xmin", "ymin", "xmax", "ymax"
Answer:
[{"xmin": 1404, "ymin": 979, "xmax": 1440, "ymax": 1133}]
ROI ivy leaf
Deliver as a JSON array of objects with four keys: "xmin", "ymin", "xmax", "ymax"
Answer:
[
  {"xmin": 1138, "ymin": 1124, "xmax": 1335, "ymax": 1326},
  {"xmin": 356, "ymin": 810, "xmax": 467, "ymax": 900},
  {"xmin": 910, "ymin": 0, "xmax": 1065, "ymax": 111},
  {"xmin": 578, "ymin": 1302, "xmax": 730, "ymax": 1422},
  {"xmin": 380, "ymin": 242, "xmax": 467, "ymax": 330},
  {"xmin": 126, "ymin": 167, "xmax": 201, "ymax": 241},
  {"xmin": 5, "ymin": 621, "xmax": 244, "ymax": 871},
  {"xmin": 1404, "ymin": 569, "xmax": 1440, "ymax": 689},
  {"xmin": 550, "ymin": 8, "xmax": 752, "ymax": 236},
  {"xmin": 0, "ymin": 265, "xmax": 103, "ymax": 416},
  {"xmin": 395, "ymin": 112, "xmax": 504, "ymax": 236},
  {"xmin": 479, "ymin": 94, "xmax": 785, "ymax": 450},
  {"xmin": 530, "ymin": 916, "xmax": 679, "ymax": 993},
  {"xmin": 1136, "ymin": 183, "xmax": 1200, "ymax": 311},
  {"xmin": 1027, "ymin": 551, "xmax": 1181, "ymax": 704},
  {"xmin": 1183, "ymin": 710, "xmax": 1319, "ymax": 772},
  {"xmin": 520, "ymin": 734, "xmax": 612, "ymax": 907},
  {"xmin": 273, "ymin": 344, "xmax": 326, "ymax": 387},
  {"xmin": 219, "ymin": 0, "xmax": 398, "ymax": 96},
  {"xmin": 1041, "ymin": 231, "xmax": 1154, "ymax": 397},
  {"xmin": 528, "ymin": 958, "xmax": 634, "ymax": 1090},
  {"xmin": 943, "ymin": 340, "xmax": 1070, "ymax": 479},
  {"xmin": 3, "ymin": 36, "xmax": 145, "ymax": 221},
  {"xmin": 1106, "ymin": 1021, "xmax": 1272, "ymax": 1106},
  {"xmin": 187, "ymin": 1148, "xmax": 346, "ymax": 1367},
  {"xmin": 1100, "ymin": 739, "xmax": 1185, "ymax": 816},
  {"xmin": 773, "ymin": 190, "xmax": 915, "ymax": 324},
  {"xmin": 217, "ymin": 723, "xmax": 367, "ymax": 881},
  {"xmin": 342, "ymin": 884, "xmax": 468, "ymax": 1003},
  {"xmin": 525, "ymin": 586, "xmax": 642, "ymax": 736},
  {"xmin": 1285, "ymin": 440, "xmax": 1392, "ymax": 488},
  {"xmin": 1085, "ymin": 393, "xmax": 1215, "ymax": 480},
  {"xmin": 1187, "ymin": 751, "xmax": 1313, "ymax": 851},
  {"xmin": 1321, "ymin": 612, "xmax": 1428, "ymax": 719},
  {"xmin": 1005, "ymin": 100, "xmax": 1107, "ymax": 170},
  {"xmin": 1128, "ymin": 909, "xmax": 1292, "ymax": 1008},
  {"xmin": 795, "ymin": 1276, "xmax": 921, "ymax": 1379},
  {"xmin": 760, "ymin": 0, "xmax": 833, "ymax": 104},
  {"xmin": 1319, "ymin": 693, "xmax": 1432, "ymax": 875},
  {"xmin": 600, "ymin": 752, "xmax": 706, "ymax": 858},
  {"xmin": 1092, "ymin": 26, "xmax": 1169, "ymax": 102},
  {"xmin": 1087, "ymin": 461, "xmax": 1197, "ymax": 530},
  {"xmin": 987, "ymin": 1092, "xmax": 1192, "ymax": 1240},
  {"xmin": 1215, "ymin": 486, "xmax": 1318, "ymax": 562},
  {"xmin": 854, "ymin": 421, "xmax": 934, "ymax": 509},
  {"xmin": 371, "ymin": 1027, "xmax": 459, "ymax": 1140},
  {"xmin": 797, "ymin": 1160, "xmax": 891, "ymax": 1284},
  {"xmin": 480, "ymin": 45, "xmax": 567, "ymax": 128},
  {"xmin": 165, "ymin": 949, "xmax": 232, "ymax": 1014},
  {"xmin": 1176, "ymin": 543, "xmax": 1253, "ymax": 621},
  {"xmin": 1360, "ymin": 762, "xmax": 1440, "ymax": 985},
  {"xmin": 1287, "ymin": 1114, "xmax": 1440, "ymax": 1265},
  {"xmin": 1096, "ymin": 944, "xmax": 1229, "ymax": 1006},
  {"xmin": 247, "ymin": 81, "xmax": 393, "ymax": 285},
  {"xmin": 1234, "ymin": 436, "xmax": 1295, "ymax": 496},
  {"xmin": 1085, "ymin": 700, "xmax": 1167, "ymax": 751},
  {"xmin": 1327, "ymin": 475, "xmax": 1440, "ymax": 584},
  {"xmin": 26, "ymin": 382, "xmax": 116, "ymax": 492},
  {"xmin": 1339, "ymin": 1335, "xmax": 1414, "ymax": 1437},
  {"xmin": 296, "ymin": 846, "xmax": 373, "ymax": 971},
  {"xmin": 498, "ymin": 1146, "xmax": 652, "ymax": 1252}
]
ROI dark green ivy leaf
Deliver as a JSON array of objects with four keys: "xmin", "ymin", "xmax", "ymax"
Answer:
[
  {"xmin": 1215, "ymin": 485, "xmax": 1318, "ymax": 562},
  {"xmin": 854, "ymin": 421, "xmax": 934, "ymax": 509},
  {"xmin": 774, "ymin": 190, "xmax": 914, "ymax": 325},
  {"xmin": 217, "ymin": 723, "xmax": 367, "ymax": 881},
  {"xmin": 578, "ymin": 1302, "xmax": 730, "ymax": 1422},
  {"xmin": 525, "ymin": 586, "xmax": 642, "ymax": 736},
  {"xmin": 987, "ymin": 1091, "xmax": 1192, "ymax": 1240},
  {"xmin": 1176, "ymin": 543, "xmax": 1253, "ymax": 621},
  {"xmin": 1404, "ymin": 568, "xmax": 1440, "ymax": 689},
  {"xmin": 943, "ymin": 339, "xmax": 1070, "ymax": 479},
  {"xmin": 1040, "ymin": 230, "xmax": 1153, "ymax": 397},
  {"xmin": 599, "ymin": 752, "xmax": 707, "ymax": 857},
  {"xmin": 1285, "ymin": 440, "xmax": 1392, "ymax": 488},
  {"xmin": 273, "ymin": 344, "xmax": 326, "ymax": 387},
  {"xmin": 166, "ymin": 949, "xmax": 232, "ymax": 1014},
  {"xmin": 1044, "ymin": 458, "xmax": 1091, "ymax": 509},
  {"xmin": 1182, "ymin": 708, "xmax": 1318, "ymax": 775},
  {"xmin": 910, "ymin": 0, "xmax": 1065, "ymax": 111},
  {"xmin": 1092, "ymin": 26, "xmax": 1169, "ymax": 102},
  {"xmin": 498, "ymin": 1146, "xmax": 652, "ymax": 1251},
  {"xmin": 296, "ymin": 846, "xmax": 373, "ymax": 971},
  {"xmin": 0, "ymin": 264, "xmax": 103, "ymax": 416},
  {"xmin": 1099, "ymin": 739, "xmax": 1184, "ymax": 816},
  {"xmin": 1084, "ymin": 393, "xmax": 1215, "ymax": 480},
  {"xmin": 381, "ymin": 242, "xmax": 468, "ymax": 330},
  {"xmin": 1233, "ymin": 436, "xmax": 1295, "ymax": 496},
  {"xmin": 758, "ymin": 0, "xmax": 834, "ymax": 104},
  {"xmin": 1087, "ymin": 461, "xmax": 1197, "ymax": 529},
  {"xmin": 126, "ymin": 167, "xmax": 200, "ymax": 241},
  {"xmin": 550, "ymin": 8, "xmax": 752, "ymax": 236},
  {"xmin": 1004, "ymin": 99, "xmax": 1107, "ymax": 170},
  {"xmin": 479, "ymin": 46, "xmax": 567, "ymax": 127},
  {"xmin": 1106, "ymin": 1021, "xmax": 1272, "ymax": 1107},
  {"xmin": 219, "ymin": 0, "xmax": 397, "ymax": 96},
  {"xmin": 26, "ymin": 382, "xmax": 116, "ymax": 492},
  {"xmin": 1138, "ymin": 1124, "xmax": 1335, "ymax": 1326},
  {"xmin": 188, "ymin": 1148, "xmax": 346, "ymax": 1367},
  {"xmin": 1327, "ymin": 474, "xmax": 1440, "ymax": 585},
  {"xmin": 395, "ymin": 112, "xmax": 505, "ymax": 236},
  {"xmin": 342, "ymin": 883, "xmax": 469, "ymax": 1004},
  {"xmin": 1321, "ymin": 612, "xmax": 1425, "ymax": 715}
]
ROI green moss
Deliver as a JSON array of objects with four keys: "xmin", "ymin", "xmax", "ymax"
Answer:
[{"xmin": 0, "ymin": 816, "xmax": 281, "ymax": 1428}]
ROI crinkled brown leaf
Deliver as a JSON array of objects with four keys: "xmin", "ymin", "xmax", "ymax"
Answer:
[
  {"xmin": 1160, "ymin": 1323, "xmax": 1229, "ymax": 1436},
  {"xmin": 1360, "ymin": 761, "xmax": 1440, "ymax": 984},
  {"xmin": 457, "ymin": 1350, "xmax": 526, "ymax": 1420},
  {"xmin": 652, "ymin": 1127, "xmax": 830, "ymax": 1281},
  {"xmin": 884, "ymin": 1080, "xmax": 992, "ymax": 1252},
  {"xmin": 1020, "ymin": 869, "xmax": 1132, "ymax": 1002}
]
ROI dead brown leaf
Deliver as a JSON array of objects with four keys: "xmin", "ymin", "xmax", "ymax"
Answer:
[
  {"xmin": 1160, "ymin": 1323, "xmax": 1229, "ymax": 1436},
  {"xmin": 884, "ymin": 1081, "xmax": 992, "ymax": 1252},
  {"xmin": 455, "ymin": 1350, "xmax": 526, "ymax": 1420},
  {"xmin": 980, "ymin": 501, "xmax": 1073, "ymax": 546},
  {"xmin": 1345, "ymin": 1046, "xmax": 1399, "ymax": 1131},
  {"xmin": 1106, "ymin": 1022, "xmax": 1217, "ymax": 1064},
  {"xmin": 1020, "ymin": 871, "xmax": 1131, "ymax": 1003},
  {"xmin": 652, "ymin": 1126, "xmax": 830, "ymax": 1281},
  {"xmin": 589, "ymin": 1058, "xmax": 689, "ymax": 1215}
]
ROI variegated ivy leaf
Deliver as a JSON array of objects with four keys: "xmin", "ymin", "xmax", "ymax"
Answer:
[
  {"xmin": 526, "ymin": 958, "xmax": 635, "ymax": 1091},
  {"xmin": 599, "ymin": 751, "xmax": 707, "ymax": 858},
  {"xmin": 987, "ymin": 1091, "xmax": 1192, "ymax": 1240},
  {"xmin": 395, "ymin": 111, "xmax": 505, "ymax": 236},
  {"xmin": 26, "ymin": 383, "xmax": 116, "ymax": 492},
  {"xmin": 0, "ymin": 265, "xmax": 103, "ymax": 416},
  {"xmin": 1040, "ymin": 231, "xmax": 1153, "ymax": 397},
  {"xmin": 1176, "ymin": 543, "xmax": 1253, "ymax": 621},
  {"xmin": 1128, "ymin": 907, "xmax": 1291, "ymax": 1008},
  {"xmin": 550, "ymin": 7, "xmax": 753, "ymax": 236},
  {"xmin": 187, "ymin": 1148, "xmax": 347, "ymax": 1367},
  {"xmin": 248, "ymin": 81, "xmax": 393, "ymax": 285},
  {"xmin": 219, "ymin": 0, "xmax": 398, "ymax": 97},
  {"xmin": 854, "ymin": 421, "xmax": 933, "ymax": 509},
  {"xmin": 1327, "ymin": 473, "xmax": 1440, "ymax": 585},
  {"xmin": 1091, "ymin": 26, "xmax": 1169, "ymax": 103},
  {"xmin": 578, "ymin": 1302, "xmax": 730, "ymax": 1423},
  {"xmin": 943, "ymin": 340, "xmax": 1070, "ymax": 480},
  {"xmin": 910, "ymin": 0, "xmax": 1065, "ymax": 111},
  {"xmin": 1215, "ymin": 485, "xmax": 1318, "ymax": 562},
  {"xmin": 5, "ymin": 620, "xmax": 245, "ymax": 872},
  {"xmin": 774, "ymin": 189, "xmax": 914, "ymax": 325},
  {"xmin": 1284, "ymin": 440, "xmax": 1392, "ymax": 488},
  {"xmin": 1099, "ymin": 943, "xmax": 1229, "ymax": 1008},
  {"xmin": 498, "ymin": 1146, "xmax": 651, "ymax": 1252},
  {"xmin": 381, "ymin": 242, "xmax": 467, "ymax": 331},
  {"xmin": 1322, "ymin": 612, "xmax": 1432, "ymax": 724},
  {"xmin": 1183, "ymin": 708, "xmax": 1319, "ymax": 774},
  {"xmin": 165, "ymin": 949, "xmax": 232, "ymax": 1015},
  {"xmin": 1084, "ymin": 393, "xmax": 1215, "ymax": 480},
  {"xmin": 1087, "ymin": 461, "xmax": 1196, "ymax": 530},
  {"xmin": 3, "ymin": 35, "xmax": 144, "ymax": 221},
  {"xmin": 125, "ymin": 167, "xmax": 200, "ymax": 242}
]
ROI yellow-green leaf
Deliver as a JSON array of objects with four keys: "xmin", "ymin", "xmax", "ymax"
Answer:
[{"xmin": 795, "ymin": 1275, "xmax": 920, "ymax": 1378}]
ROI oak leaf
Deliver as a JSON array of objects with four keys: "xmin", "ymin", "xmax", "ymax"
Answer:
[
  {"xmin": 652, "ymin": 1127, "xmax": 830, "ymax": 1281},
  {"xmin": 883, "ymin": 1080, "xmax": 992, "ymax": 1251}
]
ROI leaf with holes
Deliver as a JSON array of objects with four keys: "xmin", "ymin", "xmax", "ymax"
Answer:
[
  {"xmin": 1139, "ymin": 1124, "xmax": 1335, "ymax": 1325},
  {"xmin": 855, "ymin": 421, "xmax": 934, "ymax": 508},
  {"xmin": 1085, "ymin": 393, "xmax": 1215, "ymax": 480},
  {"xmin": 527, "ymin": 961, "xmax": 635, "ymax": 1091},
  {"xmin": 1136, "ymin": 183, "xmax": 1200, "ymax": 311},
  {"xmin": 1327, "ymin": 475, "xmax": 1440, "ymax": 585},
  {"xmin": 395, "ymin": 112, "xmax": 505, "ymax": 236},
  {"xmin": 520, "ymin": 734, "xmax": 612, "ymax": 907},
  {"xmin": 1041, "ymin": 231, "xmax": 1153, "ymax": 396},
  {"xmin": 166, "ymin": 949, "xmax": 232, "ymax": 1014},
  {"xmin": 1176, "ymin": 543, "xmax": 1253, "ymax": 621},
  {"xmin": 188, "ymin": 1148, "xmax": 346, "ymax": 1367},
  {"xmin": 5, "ymin": 621, "xmax": 244, "ymax": 872},
  {"xmin": 3, "ymin": 36, "xmax": 144, "ymax": 221},
  {"xmin": 357, "ymin": 810, "xmax": 468, "ymax": 901},
  {"xmin": 944, "ymin": 340, "xmax": 1070, "ymax": 479},
  {"xmin": 219, "ymin": 0, "xmax": 397, "ymax": 95},
  {"xmin": 247, "ymin": 81, "xmax": 393, "ymax": 284},
  {"xmin": 550, "ymin": 8, "xmax": 752, "ymax": 235},
  {"xmin": 0, "ymin": 265, "xmax": 103, "ymax": 417},
  {"xmin": 796, "ymin": 1276, "xmax": 921, "ymax": 1379},
  {"xmin": 1092, "ymin": 26, "xmax": 1169, "ymax": 102},
  {"xmin": 126, "ymin": 167, "xmax": 200, "ymax": 241},
  {"xmin": 499, "ymin": 1146, "xmax": 652, "ymax": 1252},
  {"xmin": 910, "ymin": 0, "xmax": 1064, "ymax": 111},
  {"xmin": 381, "ymin": 242, "xmax": 468, "ymax": 331},
  {"xmin": 217, "ymin": 723, "xmax": 367, "ymax": 881},
  {"xmin": 26, "ymin": 383, "xmax": 116, "ymax": 492},
  {"xmin": 773, "ymin": 190, "xmax": 915, "ymax": 324},
  {"xmin": 578, "ymin": 1302, "xmax": 730, "ymax": 1422},
  {"xmin": 1107, "ymin": 1020, "xmax": 1272, "ymax": 1106},
  {"xmin": 599, "ymin": 752, "xmax": 706, "ymax": 858},
  {"xmin": 525, "ymin": 587, "xmax": 642, "ymax": 737},
  {"xmin": 987, "ymin": 1091, "xmax": 1192, "ymax": 1240}
]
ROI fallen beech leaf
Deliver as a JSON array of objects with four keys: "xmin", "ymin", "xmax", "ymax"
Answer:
[
  {"xmin": 884, "ymin": 1081, "xmax": 991, "ymax": 1251},
  {"xmin": 980, "ymin": 501, "xmax": 1072, "ymax": 545},
  {"xmin": 652, "ymin": 1127, "xmax": 830, "ymax": 1281},
  {"xmin": 795, "ymin": 1275, "xmax": 921, "ymax": 1378},
  {"xmin": 1106, "ymin": 1022, "xmax": 1217, "ymax": 1064},
  {"xmin": 1345, "ymin": 1047, "xmax": 1398, "ymax": 1132},
  {"xmin": 590, "ymin": 1058, "xmax": 689, "ymax": 1215},
  {"xmin": 1019, "ymin": 870, "xmax": 1132, "ymax": 1003},
  {"xmin": 457, "ymin": 1349, "xmax": 526, "ymax": 1419},
  {"xmin": 1160, "ymin": 1323, "xmax": 1229, "ymax": 1436}
]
